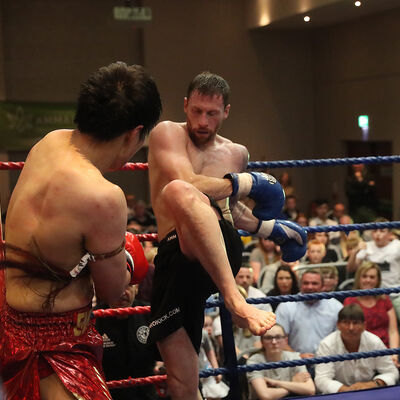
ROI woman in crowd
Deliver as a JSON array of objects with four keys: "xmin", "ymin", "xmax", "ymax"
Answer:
[
  {"xmin": 250, "ymin": 238, "xmax": 281, "ymax": 286},
  {"xmin": 343, "ymin": 261, "xmax": 400, "ymax": 367},
  {"xmin": 246, "ymin": 324, "xmax": 315, "ymax": 400},
  {"xmin": 295, "ymin": 213, "xmax": 309, "ymax": 228},
  {"xmin": 266, "ymin": 265, "xmax": 299, "ymax": 311}
]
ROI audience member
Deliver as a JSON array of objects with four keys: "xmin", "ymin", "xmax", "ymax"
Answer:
[
  {"xmin": 246, "ymin": 324, "xmax": 315, "ymax": 399},
  {"xmin": 259, "ymin": 260, "xmax": 300, "ymax": 295},
  {"xmin": 234, "ymin": 265, "xmax": 271, "ymax": 312},
  {"xmin": 343, "ymin": 262, "xmax": 399, "ymax": 366},
  {"xmin": 309, "ymin": 200, "xmax": 340, "ymax": 244},
  {"xmin": 125, "ymin": 193, "xmax": 137, "ymax": 222},
  {"xmin": 295, "ymin": 213, "xmax": 309, "ymax": 228},
  {"xmin": 315, "ymin": 304, "xmax": 398, "ymax": 394},
  {"xmin": 276, "ymin": 269, "xmax": 343, "ymax": 358},
  {"xmin": 95, "ymin": 285, "xmax": 157, "ymax": 400},
  {"xmin": 313, "ymin": 232, "xmax": 340, "ymax": 262},
  {"xmin": 338, "ymin": 215, "xmax": 361, "ymax": 261},
  {"xmin": 279, "ymin": 172, "xmax": 296, "ymax": 197},
  {"xmin": 198, "ymin": 326, "xmax": 229, "ymax": 400},
  {"xmin": 330, "ymin": 202, "xmax": 346, "ymax": 224},
  {"xmin": 347, "ymin": 219, "xmax": 400, "ymax": 320},
  {"xmin": 281, "ymin": 195, "xmax": 299, "ymax": 221},
  {"xmin": 266, "ymin": 265, "xmax": 300, "ymax": 311},
  {"xmin": 346, "ymin": 164, "xmax": 378, "ymax": 223},
  {"xmin": 204, "ymin": 315, "xmax": 222, "ymax": 365},
  {"xmin": 306, "ymin": 239, "xmax": 326, "ymax": 265},
  {"xmin": 321, "ymin": 266, "xmax": 339, "ymax": 292},
  {"xmin": 129, "ymin": 199, "xmax": 157, "ymax": 232},
  {"xmin": 249, "ymin": 238, "xmax": 281, "ymax": 286}
]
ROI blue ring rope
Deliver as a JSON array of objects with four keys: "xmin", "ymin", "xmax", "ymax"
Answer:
[
  {"xmin": 247, "ymin": 155, "xmax": 400, "ymax": 170},
  {"xmin": 238, "ymin": 221, "xmax": 400, "ymax": 237},
  {"xmin": 206, "ymin": 287, "xmax": 400, "ymax": 308},
  {"xmin": 199, "ymin": 347, "xmax": 400, "ymax": 378}
]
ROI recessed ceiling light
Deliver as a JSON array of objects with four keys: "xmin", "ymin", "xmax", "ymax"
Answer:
[
  {"xmin": 355, "ymin": 1, "xmax": 361, "ymax": 6},
  {"xmin": 304, "ymin": 16, "xmax": 311, "ymax": 22}
]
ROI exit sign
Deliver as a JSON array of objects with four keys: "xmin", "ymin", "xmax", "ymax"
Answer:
[{"xmin": 113, "ymin": 7, "xmax": 152, "ymax": 21}]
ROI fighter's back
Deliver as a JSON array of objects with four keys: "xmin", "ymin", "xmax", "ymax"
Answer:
[{"xmin": 5, "ymin": 129, "xmax": 125, "ymax": 313}]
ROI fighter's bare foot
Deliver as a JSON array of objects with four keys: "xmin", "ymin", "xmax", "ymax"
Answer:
[{"xmin": 226, "ymin": 298, "xmax": 276, "ymax": 336}]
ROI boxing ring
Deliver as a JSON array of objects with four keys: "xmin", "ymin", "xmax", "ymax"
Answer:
[{"xmin": 1, "ymin": 155, "xmax": 400, "ymax": 399}]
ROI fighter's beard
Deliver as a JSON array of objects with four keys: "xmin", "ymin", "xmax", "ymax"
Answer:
[{"xmin": 187, "ymin": 122, "xmax": 216, "ymax": 147}]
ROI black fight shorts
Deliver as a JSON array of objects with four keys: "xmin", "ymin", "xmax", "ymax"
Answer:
[{"xmin": 148, "ymin": 209, "xmax": 243, "ymax": 355}]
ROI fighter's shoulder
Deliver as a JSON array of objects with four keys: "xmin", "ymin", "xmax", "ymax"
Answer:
[
  {"xmin": 65, "ymin": 171, "xmax": 125, "ymax": 218},
  {"xmin": 81, "ymin": 180, "xmax": 126, "ymax": 227},
  {"xmin": 217, "ymin": 136, "xmax": 249, "ymax": 167},
  {"xmin": 150, "ymin": 121, "xmax": 186, "ymax": 141},
  {"xmin": 27, "ymin": 129, "xmax": 70, "ymax": 156},
  {"xmin": 218, "ymin": 136, "xmax": 248, "ymax": 154}
]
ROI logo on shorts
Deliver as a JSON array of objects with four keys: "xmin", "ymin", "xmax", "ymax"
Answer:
[
  {"xmin": 167, "ymin": 234, "xmax": 177, "ymax": 242},
  {"xmin": 137, "ymin": 325, "xmax": 150, "ymax": 344},
  {"xmin": 149, "ymin": 307, "xmax": 181, "ymax": 329},
  {"xmin": 265, "ymin": 174, "xmax": 277, "ymax": 185}
]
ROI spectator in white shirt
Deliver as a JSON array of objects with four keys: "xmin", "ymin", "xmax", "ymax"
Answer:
[{"xmin": 315, "ymin": 304, "xmax": 398, "ymax": 394}]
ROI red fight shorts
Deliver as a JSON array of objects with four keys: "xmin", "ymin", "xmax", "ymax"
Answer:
[{"xmin": 0, "ymin": 302, "xmax": 112, "ymax": 400}]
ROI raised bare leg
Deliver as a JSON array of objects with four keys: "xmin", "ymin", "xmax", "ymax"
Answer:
[{"xmin": 161, "ymin": 180, "xmax": 275, "ymax": 336}]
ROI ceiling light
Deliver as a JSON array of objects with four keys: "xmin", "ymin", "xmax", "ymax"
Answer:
[
  {"xmin": 355, "ymin": 1, "xmax": 361, "ymax": 6},
  {"xmin": 304, "ymin": 16, "xmax": 311, "ymax": 22}
]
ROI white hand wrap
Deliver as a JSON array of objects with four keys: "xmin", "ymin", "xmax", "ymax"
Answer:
[
  {"xmin": 235, "ymin": 173, "xmax": 253, "ymax": 199},
  {"xmin": 255, "ymin": 220, "xmax": 275, "ymax": 238}
]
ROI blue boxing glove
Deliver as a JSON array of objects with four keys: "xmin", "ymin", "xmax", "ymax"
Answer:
[
  {"xmin": 256, "ymin": 219, "xmax": 307, "ymax": 262},
  {"xmin": 225, "ymin": 172, "xmax": 285, "ymax": 220}
]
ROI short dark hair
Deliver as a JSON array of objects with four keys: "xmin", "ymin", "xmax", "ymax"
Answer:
[
  {"xmin": 301, "ymin": 268, "xmax": 324, "ymax": 286},
  {"xmin": 315, "ymin": 199, "xmax": 329, "ymax": 207},
  {"xmin": 187, "ymin": 71, "xmax": 230, "ymax": 107},
  {"xmin": 338, "ymin": 304, "xmax": 365, "ymax": 322},
  {"xmin": 74, "ymin": 62, "xmax": 162, "ymax": 141}
]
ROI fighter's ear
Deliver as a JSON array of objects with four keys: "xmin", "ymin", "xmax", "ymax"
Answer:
[
  {"xmin": 125, "ymin": 125, "xmax": 143, "ymax": 144},
  {"xmin": 223, "ymin": 104, "xmax": 231, "ymax": 119}
]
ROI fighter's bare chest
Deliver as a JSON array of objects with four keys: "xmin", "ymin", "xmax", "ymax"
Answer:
[{"xmin": 187, "ymin": 143, "xmax": 238, "ymax": 177}]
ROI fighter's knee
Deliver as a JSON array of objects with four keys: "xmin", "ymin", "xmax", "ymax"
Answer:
[{"xmin": 162, "ymin": 180, "xmax": 197, "ymax": 206}]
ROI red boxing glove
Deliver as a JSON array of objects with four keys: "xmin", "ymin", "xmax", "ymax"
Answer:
[{"xmin": 125, "ymin": 231, "xmax": 149, "ymax": 285}]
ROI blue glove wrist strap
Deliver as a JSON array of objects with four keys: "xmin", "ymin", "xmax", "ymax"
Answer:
[{"xmin": 224, "ymin": 173, "xmax": 238, "ymax": 197}]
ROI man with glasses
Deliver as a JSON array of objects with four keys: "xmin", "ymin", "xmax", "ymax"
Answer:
[
  {"xmin": 246, "ymin": 324, "xmax": 315, "ymax": 399},
  {"xmin": 315, "ymin": 304, "xmax": 398, "ymax": 394}
]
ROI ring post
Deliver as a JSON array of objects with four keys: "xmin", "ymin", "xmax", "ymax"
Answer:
[{"xmin": 219, "ymin": 301, "xmax": 240, "ymax": 400}]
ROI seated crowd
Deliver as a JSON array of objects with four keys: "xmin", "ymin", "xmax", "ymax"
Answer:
[{"xmin": 98, "ymin": 179, "xmax": 400, "ymax": 400}]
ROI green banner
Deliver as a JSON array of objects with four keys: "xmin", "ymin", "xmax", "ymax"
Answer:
[{"xmin": 0, "ymin": 102, "xmax": 76, "ymax": 150}]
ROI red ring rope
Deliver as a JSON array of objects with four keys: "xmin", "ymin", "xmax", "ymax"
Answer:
[
  {"xmin": 106, "ymin": 374, "xmax": 167, "ymax": 389},
  {"xmin": 0, "ymin": 161, "xmax": 148, "ymax": 171},
  {"xmin": 93, "ymin": 305, "xmax": 151, "ymax": 318}
]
